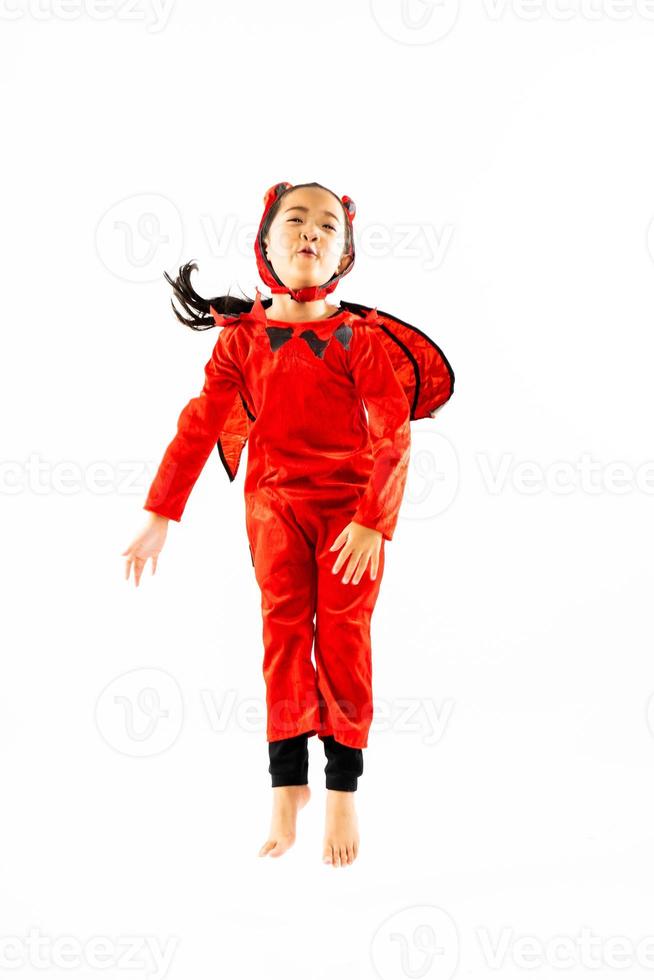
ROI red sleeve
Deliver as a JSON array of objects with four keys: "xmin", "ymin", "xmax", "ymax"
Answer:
[
  {"xmin": 143, "ymin": 328, "xmax": 243, "ymax": 522},
  {"xmin": 348, "ymin": 323, "xmax": 412, "ymax": 541}
]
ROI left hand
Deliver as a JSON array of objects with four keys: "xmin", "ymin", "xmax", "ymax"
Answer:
[{"xmin": 329, "ymin": 521, "xmax": 382, "ymax": 585}]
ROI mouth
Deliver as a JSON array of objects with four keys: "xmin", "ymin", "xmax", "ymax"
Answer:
[{"xmin": 297, "ymin": 248, "xmax": 318, "ymax": 257}]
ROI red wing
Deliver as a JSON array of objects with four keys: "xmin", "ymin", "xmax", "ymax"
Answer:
[
  {"xmin": 340, "ymin": 301, "xmax": 455, "ymax": 420},
  {"xmin": 216, "ymin": 391, "xmax": 252, "ymax": 481}
]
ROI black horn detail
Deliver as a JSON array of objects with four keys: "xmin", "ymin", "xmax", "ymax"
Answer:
[
  {"xmin": 265, "ymin": 326, "xmax": 293, "ymax": 351},
  {"xmin": 333, "ymin": 323, "xmax": 352, "ymax": 350},
  {"xmin": 299, "ymin": 330, "xmax": 330, "ymax": 359}
]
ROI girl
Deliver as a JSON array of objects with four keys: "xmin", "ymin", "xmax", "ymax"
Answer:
[{"xmin": 121, "ymin": 181, "xmax": 455, "ymax": 867}]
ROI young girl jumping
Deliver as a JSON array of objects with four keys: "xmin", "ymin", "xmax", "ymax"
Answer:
[{"xmin": 121, "ymin": 180, "xmax": 454, "ymax": 867}]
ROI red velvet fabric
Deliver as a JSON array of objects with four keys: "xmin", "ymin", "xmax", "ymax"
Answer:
[
  {"xmin": 144, "ymin": 289, "xmax": 413, "ymax": 541},
  {"xmin": 245, "ymin": 485, "xmax": 385, "ymax": 747},
  {"xmin": 143, "ymin": 288, "xmax": 453, "ymax": 747}
]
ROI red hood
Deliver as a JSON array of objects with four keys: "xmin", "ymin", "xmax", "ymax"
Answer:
[{"xmin": 254, "ymin": 182, "xmax": 356, "ymax": 303}]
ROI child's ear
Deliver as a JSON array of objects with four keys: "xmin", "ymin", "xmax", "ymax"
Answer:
[{"xmin": 337, "ymin": 251, "xmax": 353, "ymax": 274}]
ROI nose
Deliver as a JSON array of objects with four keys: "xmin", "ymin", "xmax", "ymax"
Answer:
[{"xmin": 300, "ymin": 225, "xmax": 319, "ymax": 241}]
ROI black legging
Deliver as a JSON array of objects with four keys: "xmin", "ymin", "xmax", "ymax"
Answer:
[{"xmin": 268, "ymin": 732, "xmax": 363, "ymax": 792}]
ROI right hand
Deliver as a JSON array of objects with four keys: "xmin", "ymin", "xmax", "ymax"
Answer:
[{"xmin": 121, "ymin": 512, "xmax": 169, "ymax": 587}]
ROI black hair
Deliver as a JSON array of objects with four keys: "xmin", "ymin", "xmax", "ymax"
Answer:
[
  {"xmin": 163, "ymin": 261, "xmax": 267, "ymax": 332},
  {"xmin": 164, "ymin": 182, "xmax": 351, "ymax": 331}
]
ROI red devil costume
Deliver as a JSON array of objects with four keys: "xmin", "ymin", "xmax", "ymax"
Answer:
[{"xmin": 143, "ymin": 182, "xmax": 455, "ymax": 753}]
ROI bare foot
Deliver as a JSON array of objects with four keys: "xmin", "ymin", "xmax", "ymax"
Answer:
[
  {"xmin": 322, "ymin": 789, "xmax": 360, "ymax": 867},
  {"xmin": 258, "ymin": 785, "xmax": 311, "ymax": 858}
]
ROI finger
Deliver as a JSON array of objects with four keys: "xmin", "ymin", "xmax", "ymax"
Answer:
[
  {"xmin": 124, "ymin": 558, "xmax": 132, "ymax": 581},
  {"xmin": 351, "ymin": 552, "xmax": 370, "ymax": 585},
  {"xmin": 370, "ymin": 545, "xmax": 381, "ymax": 579},
  {"xmin": 329, "ymin": 528, "xmax": 347, "ymax": 552},
  {"xmin": 342, "ymin": 551, "xmax": 363, "ymax": 585},
  {"xmin": 134, "ymin": 557, "xmax": 145, "ymax": 588},
  {"xmin": 331, "ymin": 543, "xmax": 351, "ymax": 575},
  {"xmin": 151, "ymin": 554, "xmax": 158, "ymax": 575}
]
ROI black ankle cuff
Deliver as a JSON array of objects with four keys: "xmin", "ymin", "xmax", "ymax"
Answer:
[
  {"xmin": 325, "ymin": 775, "xmax": 358, "ymax": 792},
  {"xmin": 271, "ymin": 774, "xmax": 308, "ymax": 787}
]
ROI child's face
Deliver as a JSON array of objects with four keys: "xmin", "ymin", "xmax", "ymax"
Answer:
[{"xmin": 263, "ymin": 186, "xmax": 352, "ymax": 290}]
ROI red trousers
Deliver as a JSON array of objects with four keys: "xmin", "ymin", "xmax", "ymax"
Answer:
[{"xmin": 246, "ymin": 485, "xmax": 385, "ymax": 750}]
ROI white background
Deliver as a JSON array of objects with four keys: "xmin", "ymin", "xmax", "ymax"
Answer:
[{"xmin": 2, "ymin": 1, "xmax": 654, "ymax": 978}]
